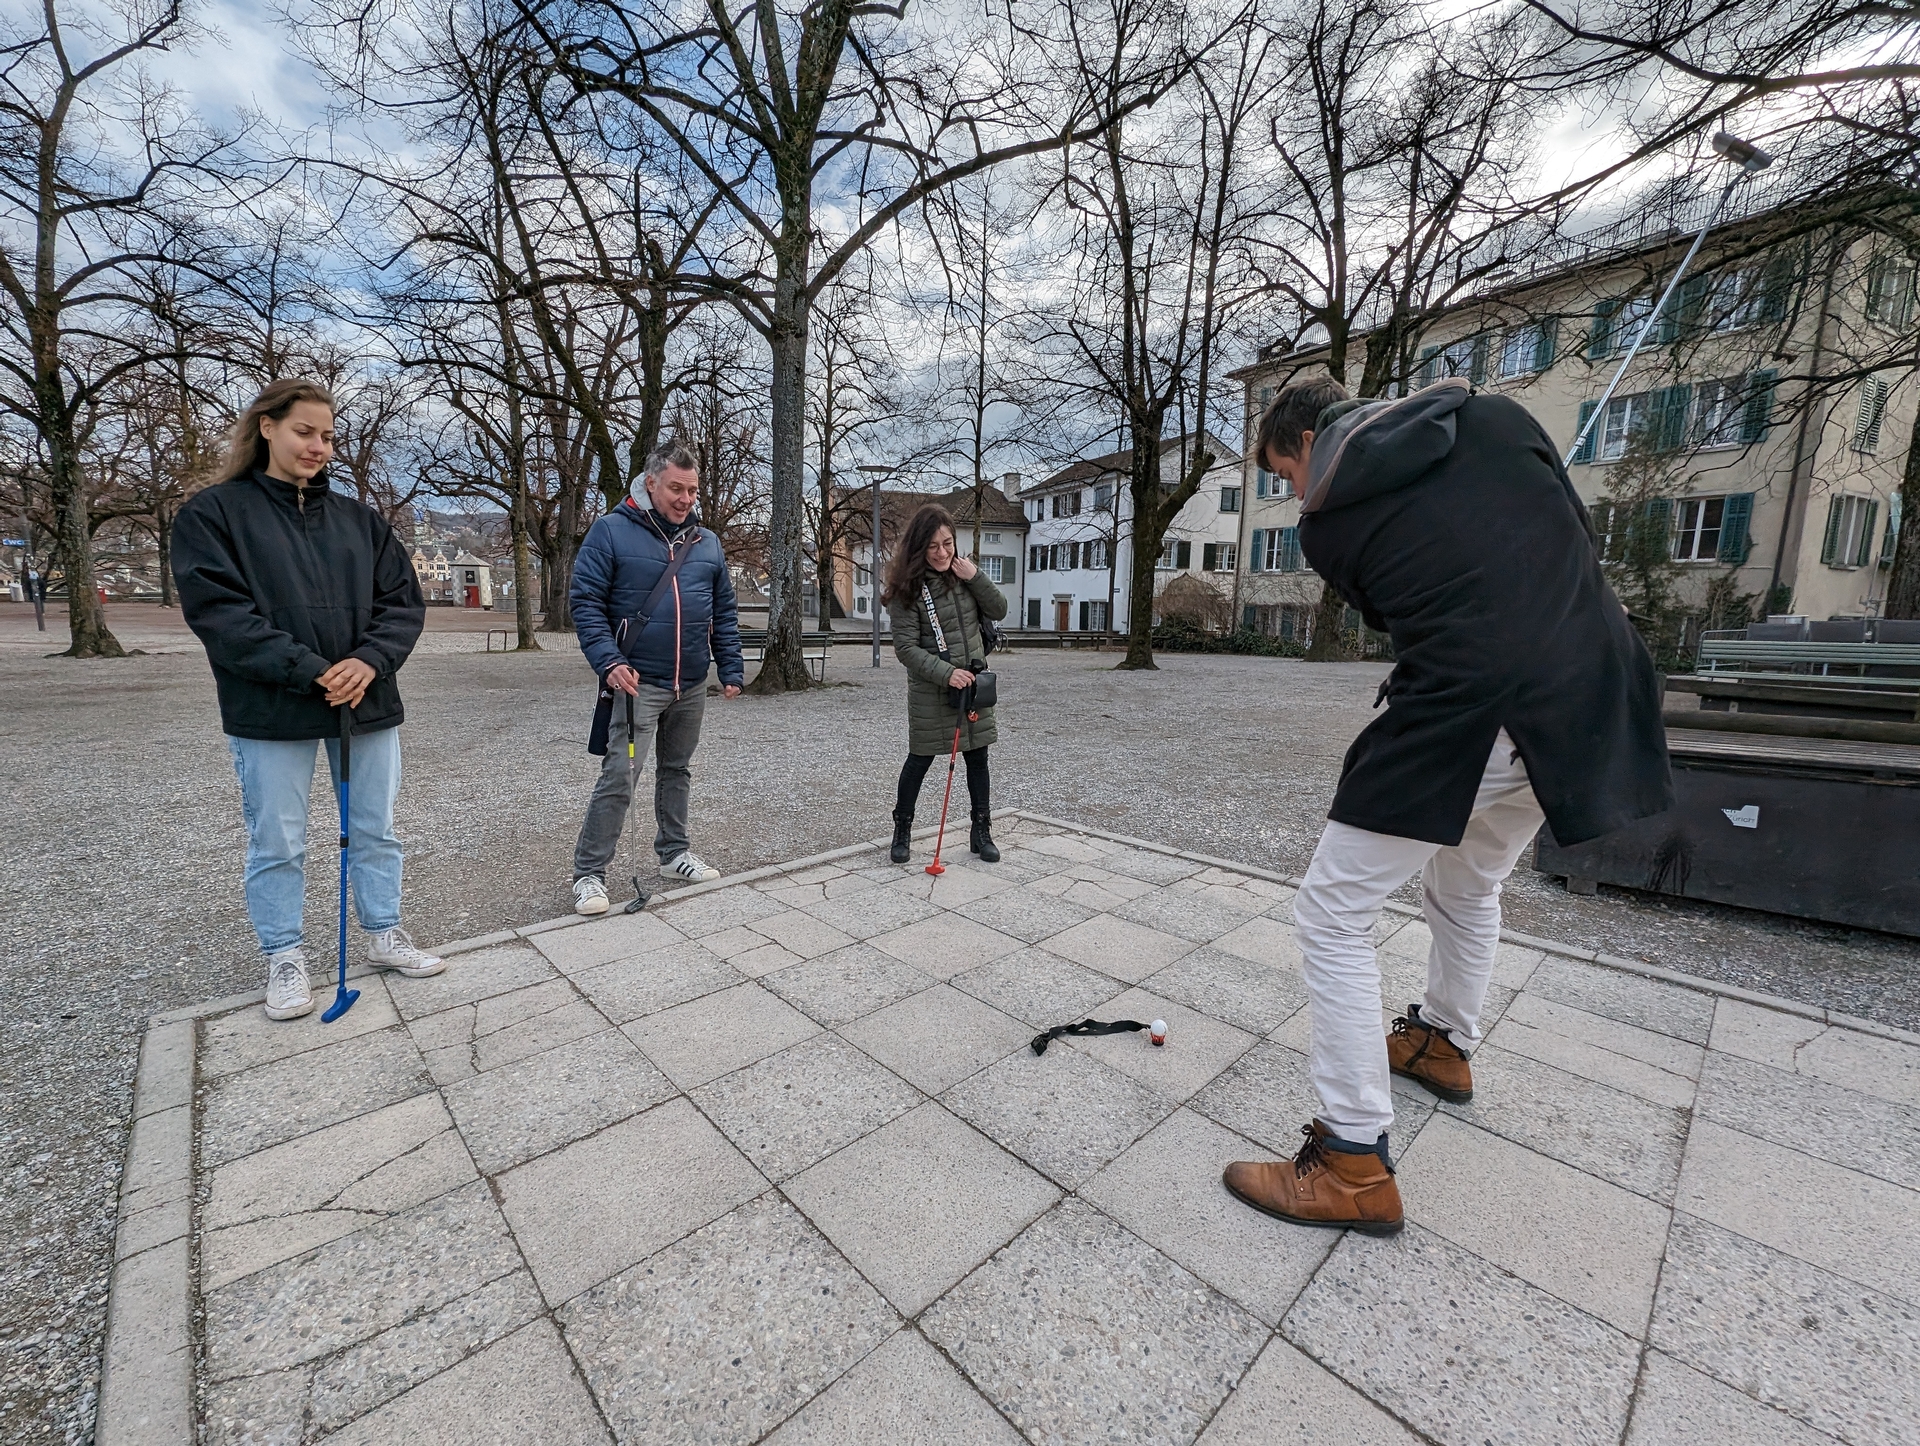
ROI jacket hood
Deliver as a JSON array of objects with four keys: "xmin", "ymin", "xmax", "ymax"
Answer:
[{"xmin": 1301, "ymin": 379, "xmax": 1471, "ymax": 515}]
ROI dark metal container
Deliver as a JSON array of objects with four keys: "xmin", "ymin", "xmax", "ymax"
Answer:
[{"xmin": 1534, "ymin": 731, "xmax": 1920, "ymax": 937}]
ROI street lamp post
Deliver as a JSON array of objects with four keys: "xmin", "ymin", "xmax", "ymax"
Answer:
[
  {"xmin": 856, "ymin": 464, "xmax": 895, "ymax": 668},
  {"xmin": 1562, "ymin": 132, "xmax": 1774, "ymax": 468}
]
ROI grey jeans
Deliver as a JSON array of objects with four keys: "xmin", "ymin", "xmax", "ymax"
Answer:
[{"xmin": 574, "ymin": 681, "xmax": 707, "ymax": 881}]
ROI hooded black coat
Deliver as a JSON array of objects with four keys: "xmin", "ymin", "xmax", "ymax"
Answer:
[
  {"xmin": 173, "ymin": 471, "xmax": 425, "ymax": 740},
  {"xmin": 1298, "ymin": 379, "xmax": 1671, "ymax": 847}
]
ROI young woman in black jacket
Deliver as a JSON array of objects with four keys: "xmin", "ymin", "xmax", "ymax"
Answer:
[{"xmin": 173, "ymin": 380, "xmax": 445, "ymax": 1022}]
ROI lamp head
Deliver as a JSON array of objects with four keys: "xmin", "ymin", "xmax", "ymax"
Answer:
[{"xmin": 1712, "ymin": 132, "xmax": 1773, "ymax": 173}]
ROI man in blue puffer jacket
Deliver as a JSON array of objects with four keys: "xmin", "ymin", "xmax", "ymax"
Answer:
[{"xmin": 569, "ymin": 443, "xmax": 745, "ymax": 912}]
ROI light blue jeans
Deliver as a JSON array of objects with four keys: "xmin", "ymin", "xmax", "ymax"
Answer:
[{"xmin": 227, "ymin": 727, "xmax": 405, "ymax": 954}]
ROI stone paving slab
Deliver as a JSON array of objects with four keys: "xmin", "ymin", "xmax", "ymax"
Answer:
[{"xmin": 97, "ymin": 813, "xmax": 1920, "ymax": 1445}]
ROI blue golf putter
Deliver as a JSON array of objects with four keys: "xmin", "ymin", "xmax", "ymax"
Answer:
[{"xmin": 323, "ymin": 703, "xmax": 360, "ymax": 1023}]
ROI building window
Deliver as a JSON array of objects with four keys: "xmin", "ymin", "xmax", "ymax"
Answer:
[
  {"xmin": 1671, "ymin": 497, "xmax": 1725, "ymax": 562},
  {"xmin": 981, "ymin": 554, "xmax": 1012, "ymax": 584},
  {"xmin": 1496, "ymin": 321, "xmax": 1556, "ymax": 379},
  {"xmin": 1219, "ymin": 486, "xmax": 1240, "ymax": 513},
  {"xmin": 855, "ymin": 594, "xmax": 869, "ymax": 614},
  {"xmin": 1866, "ymin": 256, "xmax": 1917, "ymax": 329},
  {"xmin": 1077, "ymin": 600, "xmax": 1110, "ymax": 632},
  {"xmin": 1417, "ymin": 336, "xmax": 1481, "ymax": 386},
  {"xmin": 1611, "ymin": 294, "xmax": 1655, "ymax": 353},
  {"xmin": 1046, "ymin": 543, "xmax": 1069, "ymax": 570},
  {"xmin": 855, "ymin": 564, "xmax": 872, "ymax": 587},
  {"xmin": 1029, "ymin": 545, "xmax": 1046, "ymax": 573},
  {"xmin": 1201, "ymin": 542, "xmax": 1238, "ymax": 572},
  {"xmin": 984, "ymin": 532, "xmax": 1001, "ymax": 545},
  {"xmin": 1052, "ymin": 491, "xmax": 1084, "ymax": 518},
  {"xmin": 1707, "ymin": 266, "xmax": 1765, "ymax": 332},
  {"xmin": 1691, "ymin": 378, "xmax": 1746, "ymax": 449},
  {"xmin": 1599, "ymin": 392, "xmax": 1648, "ymax": 461},
  {"xmin": 1086, "ymin": 539, "xmax": 1109, "ymax": 569},
  {"xmin": 1156, "ymin": 539, "xmax": 1193, "ymax": 570},
  {"xmin": 1853, "ymin": 377, "xmax": 1890, "ymax": 453},
  {"xmin": 1254, "ymin": 527, "xmax": 1303, "ymax": 572},
  {"xmin": 1589, "ymin": 502, "xmax": 1628, "ymax": 563},
  {"xmin": 1822, "ymin": 495, "xmax": 1880, "ymax": 569},
  {"xmin": 1093, "ymin": 483, "xmax": 1112, "ymax": 511}
]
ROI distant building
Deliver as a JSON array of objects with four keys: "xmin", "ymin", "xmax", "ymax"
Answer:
[
  {"xmin": 1019, "ymin": 433, "xmax": 1242, "ymax": 634},
  {"xmin": 833, "ymin": 478, "xmax": 1030, "ymax": 631},
  {"xmin": 450, "ymin": 553, "xmax": 493, "ymax": 609},
  {"xmin": 1231, "ymin": 189, "xmax": 1916, "ymax": 640}
]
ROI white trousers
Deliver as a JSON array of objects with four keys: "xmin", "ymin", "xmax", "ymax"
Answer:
[{"xmin": 1293, "ymin": 731, "xmax": 1545, "ymax": 1145}]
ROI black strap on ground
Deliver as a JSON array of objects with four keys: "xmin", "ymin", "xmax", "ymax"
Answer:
[{"xmin": 1031, "ymin": 1019, "xmax": 1149, "ymax": 1055}]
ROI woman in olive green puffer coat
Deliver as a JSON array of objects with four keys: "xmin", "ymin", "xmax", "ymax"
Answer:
[{"xmin": 883, "ymin": 503, "xmax": 1008, "ymax": 863}]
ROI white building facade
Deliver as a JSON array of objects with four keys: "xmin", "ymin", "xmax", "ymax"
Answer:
[{"xmin": 1019, "ymin": 434, "xmax": 1244, "ymax": 633}]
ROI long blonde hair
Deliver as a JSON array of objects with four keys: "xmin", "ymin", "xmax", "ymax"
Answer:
[{"xmin": 214, "ymin": 379, "xmax": 337, "ymax": 485}]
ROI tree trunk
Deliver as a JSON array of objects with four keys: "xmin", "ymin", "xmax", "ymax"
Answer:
[
  {"xmin": 511, "ymin": 479, "xmax": 541, "ymax": 650},
  {"xmin": 750, "ymin": 262, "xmax": 815, "ymax": 693},
  {"xmin": 156, "ymin": 503, "xmax": 175, "ymax": 608},
  {"xmin": 44, "ymin": 407, "xmax": 124, "ymax": 657},
  {"xmin": 1305, "ymin": 579, "xmax": 1350, "ymax": 661},
  {"xmin": 1885, "ymin": 401, "xmax": 1920, "ymax": 620},
  {"xmin": 623, "ymin": 287, "xmax": 671, "ymax": 503},
  {"xmin": 1118, "ymin": 450, "xmax": 1165, "ymax": 670}
]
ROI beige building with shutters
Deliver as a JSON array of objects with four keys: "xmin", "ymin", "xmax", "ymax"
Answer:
[{"xmin": 1229, "ymin": 190, "xmax": 1917, "ymax": 637}]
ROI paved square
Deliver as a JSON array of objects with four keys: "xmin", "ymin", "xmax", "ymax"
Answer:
[{"xmin": 124, "ymin": 815, "xmax": 1920, "ymax": 1445}]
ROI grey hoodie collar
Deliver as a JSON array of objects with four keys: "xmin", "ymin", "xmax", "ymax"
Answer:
[{"xmin": 1301, "ymin": 378, "xmax": 1471, "ymax": 515}]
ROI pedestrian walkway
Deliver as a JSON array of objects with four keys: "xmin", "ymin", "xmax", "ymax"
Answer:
[{"xmin": 103, "ymin": 815, "xmax": 1920, "ymax": 1445}]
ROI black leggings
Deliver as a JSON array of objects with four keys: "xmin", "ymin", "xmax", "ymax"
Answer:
[{"xmin": 896, "ymin": 747, "xmax": 989, "ymax": 821}]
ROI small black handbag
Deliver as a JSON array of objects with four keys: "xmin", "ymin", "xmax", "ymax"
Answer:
[{"xmin": 925, "ymin": 582, "xmax": 999, "ymax": 714}]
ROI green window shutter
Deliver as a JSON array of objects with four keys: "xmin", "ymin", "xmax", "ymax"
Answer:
[
  {"xmin": 1202, "ymin": 543, "xmax": 1218, "ymax": 571},
  {"xmin": 1886, "ymin": 494, "xmax": 1904, "ymax": 566},
  {"xmin": 1820, "ymin": 497, "xmax": 1843, "ymax": 564},
  {"xmin": 1571, "ymin": 400, "xmax": 1599, "ymax": 464},
  {"xmin": 1642, "ymin": 498, "xmax": 1673, "ymax": 558},
  {"xmin": 1655, "ymin": 385, "xmax": 1692, "ymax": 451},
  {"xmin": 1668, "ymin": 274, "xmax": 1710, "ymax": 342},
  {"xmin": 1717, "ymin": 492, "xmax": 1754, "ymax": 564},
  {"xmin": 1536, "ymin": 317, "xmax": 1558, "ymax": 369},
  {"xmin": 1078, "ymin": 601, "xmax": 1089, "ymax": 631},
  {"xmin": 1416, "ymin": 345, "xmax": 1440, "ymax": 388},
  {"xmin": 1249, "ymin": 529, "xmax": 1265, "ymax": 572},
  {"xmin": 1741, "ymin": 369, "xmax": 1777, "ymax": 444},
  {"xmin": 1281, "ymin": 526, "xmax": 1302, "ymax": 572},
  {"xmin": 1587, "ymin": 301, "xmax": 1618, "ymax": 360},
  {"xmin": 1177, "ymin": 540, "xmax": 1192, "ymax": 569},
  {"xmin": 1242, "ymin": 605, "xmax": 1257, "ymax": 629},
  {"xmin": 1856, "ymin": 501, "xmax": 1879, "ymax": 568},
  {"xmin": 1759, "ymin": 253, "xmax": 1793, "ymax": 323},
  {"xmin": 1469, "ymin": 334, "xmax": 1489, "ymax": 385}
]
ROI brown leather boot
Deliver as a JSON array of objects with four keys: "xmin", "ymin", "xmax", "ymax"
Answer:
[
  {"xmin": 1222, "ymin": 1123, "xmax": 1403, "ymax": 1235},
  {"xmin": 1388, "ymin": 1004, "xmax": 1473, "ymax": 1103}
]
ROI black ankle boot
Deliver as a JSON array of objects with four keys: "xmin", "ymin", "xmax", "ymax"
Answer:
[
  {"xmin": 969, "ymin": 810, "xmax": 1000, "ymax": 863},
  {"xmin": 890, "ymin": 815, "xmax": 913, "ymax": 864}
]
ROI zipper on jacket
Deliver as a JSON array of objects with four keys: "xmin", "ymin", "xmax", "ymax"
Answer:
[{"xmin": 671, "ymin": 574, "xmax": 684, "ymax": 697}]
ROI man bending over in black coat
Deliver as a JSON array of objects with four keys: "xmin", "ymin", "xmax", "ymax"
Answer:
[{"xmin": 1223, "ymin": 377, "xmax": 1672, "ymax": 1235}]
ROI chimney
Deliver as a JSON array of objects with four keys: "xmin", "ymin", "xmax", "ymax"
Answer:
[{"xmin": 1000, "ymin": 472, "xmax": 1023, "ymax": 500}]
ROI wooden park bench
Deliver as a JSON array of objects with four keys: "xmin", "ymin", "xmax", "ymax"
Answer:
[
  {"xmin": 1666, "ymin": 632, "xmax": 1920, "ymax": 723},
  {"xmin": 737, "ymin": 629, "xmax": 834, "ymax": 684}
]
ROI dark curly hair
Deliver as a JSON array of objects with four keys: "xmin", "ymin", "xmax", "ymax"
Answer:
[{"xmin": 880, "ymin": 503, "xmax": 958, "ymax": 607}]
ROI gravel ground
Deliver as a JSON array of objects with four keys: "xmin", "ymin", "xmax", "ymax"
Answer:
[{"xmin": 4, "ymin": 601, "xmax": 1918, "ymax": 1445}]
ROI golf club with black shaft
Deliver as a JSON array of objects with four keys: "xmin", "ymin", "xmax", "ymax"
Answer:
[
  {"xmin": 924, "ymin": 690, "xmax": 969, "ymax": 876},
  {"xmin": 322, "ymin": 702, "xmax": 361, "ymax": 1023}
]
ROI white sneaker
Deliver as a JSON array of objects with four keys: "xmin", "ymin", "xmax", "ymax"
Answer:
[
  {"xmin": 264, "ymin": 948, "xmax": 314, "ymax": 1021},
  {"xmin": 364, "ymin": 927, "xmax": 446, "ymax": 977},
  {"xmin": 660, "ymin": 851, "xmax": 721, "ymax": 884},
  {"xmin": 573, "ymin": 875, "xmax": 610, "ymax": 915}
]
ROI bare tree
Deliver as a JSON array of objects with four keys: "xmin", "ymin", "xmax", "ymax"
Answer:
[
  {"xmin": 0, "ymin": 0, "xmax": 230, "ymax": 656},
  {"xmin": 1041, "ymin": 0, "xmax": 1274, "ymax": 669},
  {"xmin": 533, "ymin": 0, "xmax": 1188, "ymax": 691}
]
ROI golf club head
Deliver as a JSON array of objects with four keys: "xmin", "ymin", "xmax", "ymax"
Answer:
[{"xmin": 321, "ymin": 987, "xmax": 361, "ymax": 1024}]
